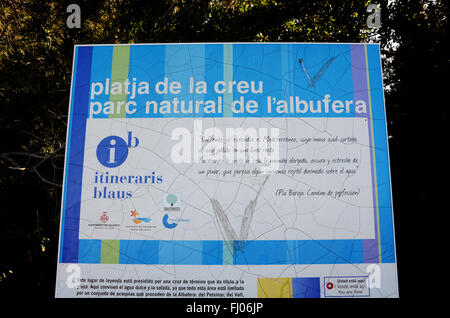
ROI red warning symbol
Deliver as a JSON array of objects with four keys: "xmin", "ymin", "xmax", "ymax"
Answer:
[{"xmin": 326, "ymin": 282, "xmax": 334, "ymax": 290}]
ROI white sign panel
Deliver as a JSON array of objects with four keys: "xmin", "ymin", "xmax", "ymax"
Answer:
[{"xmin": 56, "ymin": 43, "xmax": 398, "ymax": 298}]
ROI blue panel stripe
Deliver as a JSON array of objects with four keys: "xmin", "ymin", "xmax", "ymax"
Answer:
[
  {"xmin": 292, "ymin": 277, "xmax": 321, "ymax": 298},
  {"xmin": 205, "ymin": 44, "xmax": 224, "ymax": 118},
  {"xmin": 90, "ymin": 46, "xmax": 113, "ymax": 118},
  {"xmin": 119, "ymin": 240, "xmax": 159, "ymax": 264},
  {"xmin": 367, "ymin": 45, "xmax": 396, "ymax": 263},
  {"xmin": 163, "ymin": 44, "xmax": 205, "ymax": 118},
  {"xmin": 59, "ymin": 47, "xmax": 79, "ymax": 262},
  {"xmin": 223, "ymin": 43, "xmax": 233, "ymax": 117},
  {"xmin": 78, "ymin": 239, "xmax": 101, "ymax": 263},
  {"xmin": 234, "ymin": 240, "xmax": 288, "ymax": 265},
  {"xmin": 76, "ymin": 239, "xmax": 364, "ymax": 265},
  {"xmin": 128, "ymin": 44, "xmax": 166, "ymax": 118},
  {"xmin": 232, "ymin": 43, "xmax": 282, "ymax": 117},
  {"xmin": 61, "ymin": 46, "xmax": 92, "ymax": 263},
  {"xmin": 287, "ymin": 240, "xmax": 363, "ymax": 265},
  {"xmin": 159, "ymin": 240, "xmax": 203, "ymax": 265},
  {"xmin": 202, "ymin": 240, "xmax": 223, "ymax": 265}
]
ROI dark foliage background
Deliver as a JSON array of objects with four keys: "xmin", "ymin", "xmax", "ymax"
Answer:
[{"xmin": 0, "ymin": 0, "xmax": 447, "ymax": 304}]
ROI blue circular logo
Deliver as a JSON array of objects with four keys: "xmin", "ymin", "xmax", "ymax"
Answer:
[
  {"xmin": 163, "ymin": 214, "xmax": 178, "ymax": 229},
  {"xmin": 96, "ymin": 136, "xmax": 129, "ymax": 168}
]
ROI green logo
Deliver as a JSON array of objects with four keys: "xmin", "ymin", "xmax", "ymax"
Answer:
[{"xmin": 167, "ymin": 194, "xmax": 177, "ymax": 206}]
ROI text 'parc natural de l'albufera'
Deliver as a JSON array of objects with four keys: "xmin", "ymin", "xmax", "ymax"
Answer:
[{"xmin": 88, "ymin": 77, "xmax": 368, "ymax": 117}]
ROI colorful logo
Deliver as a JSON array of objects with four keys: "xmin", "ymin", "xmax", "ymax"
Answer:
[
  {"xmin": 130, "ymin": 209, "xmax": 151, "ymax": 224},
  {"xmin": 100, "ymin": 212, "xmax": 109, "ymax": 223},
  {"xmin": 162, "ymin": 214, "xmax": 178, "ymax": 229}
]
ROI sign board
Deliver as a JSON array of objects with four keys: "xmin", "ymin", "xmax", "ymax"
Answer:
[{"xmin": 55, "ymin": 43, "xmax": 398, "ymax": 298}]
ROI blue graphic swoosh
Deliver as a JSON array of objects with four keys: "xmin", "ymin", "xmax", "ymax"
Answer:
[
  {"xmin": 163, "ymin": 214, "xmax": 177, "ymax": 229},
  {"xmin": 135, "ymin": 217, "xmax": 151, "ymax": 223}
]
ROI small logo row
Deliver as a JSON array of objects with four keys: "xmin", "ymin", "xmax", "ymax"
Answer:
[
  {"xmin": 98, "ymin": 194, "xmax": 187, "ymax": 229},
  {"xmin": 100, "ymin": 210, "xmax": 180, "ymax": 229}
]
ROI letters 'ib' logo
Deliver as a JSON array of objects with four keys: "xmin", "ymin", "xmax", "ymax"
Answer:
[{"xmin": 96, "ymin": 131, "xmax": 139, "ymax": 168}]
